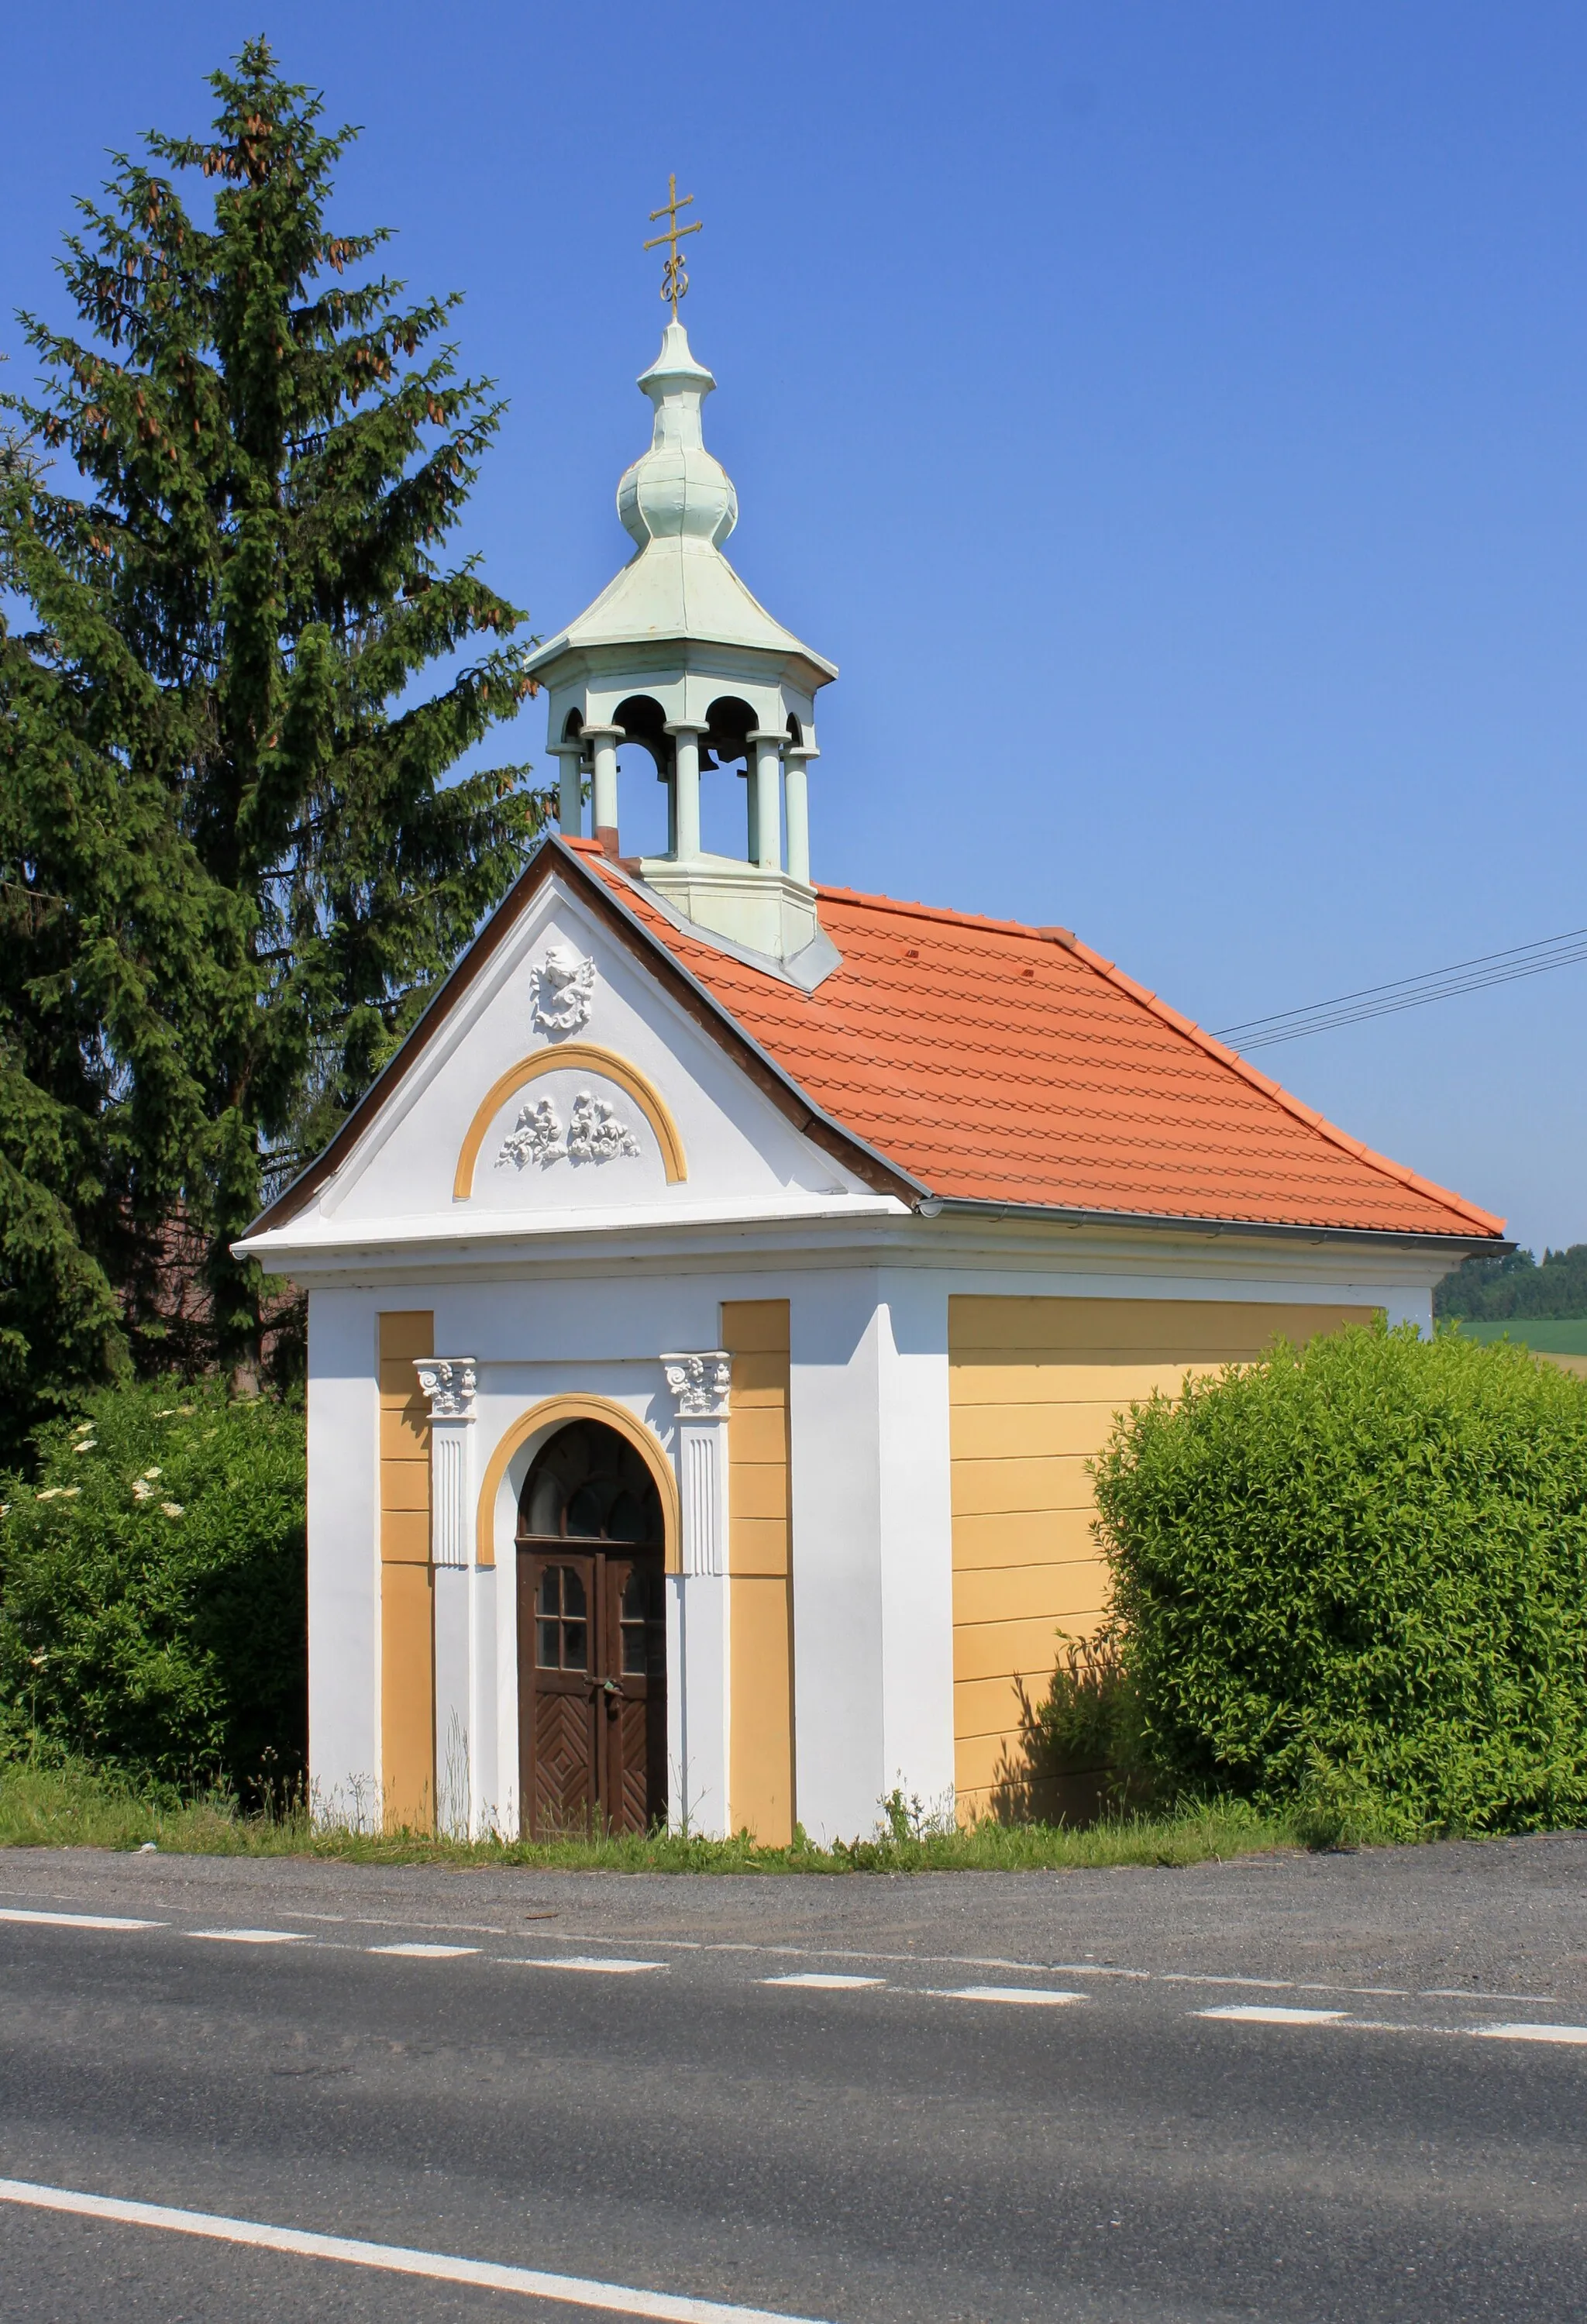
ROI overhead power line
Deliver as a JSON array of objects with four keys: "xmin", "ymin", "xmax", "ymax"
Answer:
[{"xmin": 1213, "ymin": 925, "xmax": 1587, "ymax": 1052}]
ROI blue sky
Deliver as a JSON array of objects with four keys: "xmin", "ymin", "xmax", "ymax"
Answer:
[{"xmin": 4, "ymin": 4, "xmax": 1583, "ymax": 1250}]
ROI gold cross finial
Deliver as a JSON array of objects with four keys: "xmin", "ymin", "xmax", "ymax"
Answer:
[{"xmin": 643, "ymin": 173, "xmax": 703, "ymax": 319}]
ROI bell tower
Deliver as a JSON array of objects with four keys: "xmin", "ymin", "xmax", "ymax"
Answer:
[{"xmin": 524, "ymin": 182, "xmax": 837, "ymax": 968}]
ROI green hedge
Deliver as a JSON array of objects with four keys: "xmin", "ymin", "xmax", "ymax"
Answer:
[
  {"xmin": 1091, "ymin": 1322, "xmax": 1587, "ymax": 1836},
  {"xmin": 0, "ymin": 1379, "xmax": 305, "ymax": 1795}
]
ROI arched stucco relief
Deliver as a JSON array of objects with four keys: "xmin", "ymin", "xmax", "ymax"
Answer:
[{"xmin": 453, "ymin": 1043, "xmax": 688, "ymax": 1199}]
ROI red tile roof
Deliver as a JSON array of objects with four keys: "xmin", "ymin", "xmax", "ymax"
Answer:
[{"xmin": 570, "ymin": 840, "xmax": 1502, "ymax": 1241}]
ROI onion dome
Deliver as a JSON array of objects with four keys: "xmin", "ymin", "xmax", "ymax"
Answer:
[{"xmin": 617, "ymin": 320, "xmax": 738, "ymax": 551}]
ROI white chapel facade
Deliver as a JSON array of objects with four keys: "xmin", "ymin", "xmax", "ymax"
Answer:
[{"xmin": 239, "ymin": 301, "xmax": 1503, "ymax": 1842}]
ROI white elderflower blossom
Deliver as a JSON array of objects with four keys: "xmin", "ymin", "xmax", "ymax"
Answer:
[{"xmin": 160, "ymin": 1502, "xmax": 184, "ymax": 1520}]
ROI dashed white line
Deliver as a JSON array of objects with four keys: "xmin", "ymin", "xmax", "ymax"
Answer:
[
  {"xmin": 185, "ymin": 1930, "xmax": 308, "ymax": 1947},
  {"xmin": 1199, "ymin": 2005, "xmax": 1348, "ymax": 2026},
  {"xmin": 762, "ymin": 1972, "xmax": 885, "ymax": 1991},
  {"xmin": 0, "ymin": 2176, "xmax": 831, "ymax": 2322},
  {"xmin": 368, "ymin": 1943, "xmax": 479, "ymax": 1960},
  {"xmin": 932, "ymin": 1985, "xmax": 1088, "ymax": 2008},
  {"xmin": 0, "ymin": 1908, "xmax": 165, "ymax": 1933},
  {"xmin": 503, "ymin": 1956, "xmax": 666, "ymax": 1975},
  {"xmin": 1475, "ymin": 2022, "xmax": 1587, "ymax": 2046}
]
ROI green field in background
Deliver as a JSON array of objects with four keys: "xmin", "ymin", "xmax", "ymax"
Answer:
[{"xmin": 1452, "ymin": 1317, "xmax": 1587, "ymax": 1355}]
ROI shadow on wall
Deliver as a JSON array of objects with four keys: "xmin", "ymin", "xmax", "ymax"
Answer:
[{"xmin": 984, "ymin": 1635, "xmax": 1153, "ymax": 1828}]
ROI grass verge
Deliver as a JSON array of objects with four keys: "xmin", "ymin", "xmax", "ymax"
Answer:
[{"xmin": 0, "ymin": 1761, "xmax": 1344, "ymax": 1871}]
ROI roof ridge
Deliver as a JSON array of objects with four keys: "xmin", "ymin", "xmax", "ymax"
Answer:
[
  {"xmin": 814, "ymin": 883, "xmax": 1065, "ymax": 941},
  {"xmin": 1059, "ymin": 932, "xmax": 1506, "ymax": 1238}
]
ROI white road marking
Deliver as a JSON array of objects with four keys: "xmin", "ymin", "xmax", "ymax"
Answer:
[
  {"xmin": 0, "ymin": 1908, "xmax": 164, "ymax": 1933},
  {"xmin": 368, "ymin": 1943, "xmax": 480, "ymax": 1959},
  {"xmin": 185, "ymin": 1929, "xmax": 308, "ymax": 1946},
  {"xmin": 1165, "ymin": 1973, "xmax": 1297, "ymax": 1990},
  {"xmin": 1199, "ymin": 2005, "xmax": 1347, "ymax": 2026},
  {"xmin": 932, "ymin": 1985, "xmax": 1088, "ymax": 2007},
  {"xmin": 0, "ymin": 2176, "xmax": 831, "ymax": 2322},
  {"xmin": 1474, "ymin": 2022, "xmax": 1587, "ymax": 2046},
  {"xmin": 1423, "ymin": 1988, "xmax": 1567, "ymax": 2006},
  {"xmin": 504, "ymin": 1956, "xmax": 666, "ymax": 1975},
  {"xmin": 761, "ymin": 1973, "xmax": 885, "ymax": 1991}
]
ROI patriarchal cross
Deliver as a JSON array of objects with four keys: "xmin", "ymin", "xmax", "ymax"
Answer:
[{"xmin": 643, "ymin": 174, "xmax": 703, "ymax": 318}]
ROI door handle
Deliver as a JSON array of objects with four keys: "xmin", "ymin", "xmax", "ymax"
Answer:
[{"xmin": 599, "ymin": 1678, "xmax": 623, "ymax": 1699}]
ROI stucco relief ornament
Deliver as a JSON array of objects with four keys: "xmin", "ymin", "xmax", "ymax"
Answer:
[
  {"xmin": 413, "ymin": 1359, "xmax": 477, "ymax": 1419},
  {"xmin": 566, "ymin": 1090, "xmax": 640, "ymax": 1162},
  {"xmin": 529, "ymin": 945, "xmax": 596, "ymax": 1036},
  {"xmin": 497, "ymin": 1095, "xmax": 566, "ymax": 1169},
  {"xmin": 661, "ymin": 1352, "xmax": 733, "ymax": 1418},
  {"xmin": 495, "ymin": 1088, "xmax": 640, "ymax": 1171}
]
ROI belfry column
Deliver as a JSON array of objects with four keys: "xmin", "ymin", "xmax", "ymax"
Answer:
[
  {"xmin": 661, "ymin": 1351, "xmax": 733, "ymax": 1838},
  {"xmin": 746, "ymin": 732, "xmax": 783, "ymax": 872},
  {"xmin": 665, "ymin": 721, "xmax": 708, "ymax": 860},
  {"xmin": 547, "ymin": 740, "xmax": 587, "ymax": 836},
  {"xmin": 783, "ymin": 743, "xmax": 818, "ymax": 886},
  {"xmin": 416, "ymin": 1358, "xmax": 479, "ymax": 1838},
  {"xmin": 584, "ymin": 725, "xmax": 625, "ymax": 855}
]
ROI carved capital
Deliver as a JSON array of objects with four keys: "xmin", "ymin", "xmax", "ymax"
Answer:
[
  {"xmin": 414, "ymin": 1358, "xmax": 478, "ymax": 1421},
  {"xmin": 660, "ymin": 1351, "xmax": 732, "ymax": 1420}
]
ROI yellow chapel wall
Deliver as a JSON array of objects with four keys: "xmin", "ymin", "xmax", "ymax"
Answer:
[{"xmin": 947, "ymin": 1295, "xmax": 1377, "ymax": 1821}]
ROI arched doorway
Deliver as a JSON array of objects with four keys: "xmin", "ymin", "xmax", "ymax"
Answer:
[{"xmin": 515, "ymin": 1420, "xmax": 667, "ymax": 1837}]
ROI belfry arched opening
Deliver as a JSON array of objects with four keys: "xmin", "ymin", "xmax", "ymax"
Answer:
[{"xmin": 515, "ymin": 1420, "xmax": 666, "ymax": 1837}]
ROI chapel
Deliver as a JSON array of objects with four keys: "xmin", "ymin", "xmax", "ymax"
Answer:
[{"xmin": 240, "ymin": 274, "xmax": 1503, "ymax": 1843}]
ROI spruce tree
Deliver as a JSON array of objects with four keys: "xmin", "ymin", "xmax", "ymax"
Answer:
[{"xmin": 0, "ymin": 40, "xmax": 547, "ymax": 1407}]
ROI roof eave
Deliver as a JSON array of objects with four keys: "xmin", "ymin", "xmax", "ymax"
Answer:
[
  {"xmin": 524, "ymin": 629, "xmax": 838, "ymax": 690},
  {"xmin": 915, "ymin": 1193, "xmax": 1510, "ymax": 1257}
]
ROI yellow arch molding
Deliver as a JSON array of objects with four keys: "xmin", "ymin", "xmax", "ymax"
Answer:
[
  {"xmin": 453, "ymin": 1041, "xmax": 687, "ymax": 1200},
  {"xmin": 474, "ymin": 1393, "xmax": 683, "ymax": 1573}
]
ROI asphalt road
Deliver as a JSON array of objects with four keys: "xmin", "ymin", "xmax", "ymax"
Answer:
[{"xmin": 2, "ymin": 1836, "xmax": 1585, "ymax": 2323}]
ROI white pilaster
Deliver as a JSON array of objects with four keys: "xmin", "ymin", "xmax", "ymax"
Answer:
[
  {"xmin": 875, "ymin": 1276, "xmax": 956, "ymax": 1822},
  {"xmin": 747, "ymin": 731, "xmax": 783, "ymax": 872},
  {"xmin": 787, "ymin": 1280, "xmax": 886, "ymax": 1841},
  {"xmin": 307, "ymin": 1292, "xmax": 380, "ymax": 1828},
  {"xmin": 665, "ymin": 721, "xmax": 707, "ymax": 860},
  {"xmin": 415, "ymin": 1358, "xmax": 478, "ymax": 1837},
  {"xmin": 660, "ymin": 1351, "xmax": 733, "ymax": 1838}
]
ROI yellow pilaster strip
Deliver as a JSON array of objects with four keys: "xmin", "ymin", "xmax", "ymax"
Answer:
[
  {"xmin": 723, "ymin": 1299, "xmax": 795, "ymax": 1845},
  {"xmin": 379, "ymin": 1310, "xmax": 435, "ymax": 1833}
]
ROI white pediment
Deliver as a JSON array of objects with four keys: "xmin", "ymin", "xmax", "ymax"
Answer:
[{"xmin": 293, "ymin": 872, "xmax": 873, "ymax": 1239}]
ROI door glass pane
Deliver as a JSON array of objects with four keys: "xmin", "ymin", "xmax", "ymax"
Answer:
[
  {"xmin": 619, "ymin": 1567, "xmax": 659, "ymax": 1676},
  {"xmin": 565, "ymin": 1484, "xmax": 603, "ymax": 1538},
  {"xmin": 525, "ymin": 1472, "xmax": 563, "ymax": 1537},
  {"xmin": 607, "ymin": 1490, "xmax": 644, "ymax": 1544},
  {"xmin": 535, "ymin": 1565, "xmax": 589, "ymax": 1670}
]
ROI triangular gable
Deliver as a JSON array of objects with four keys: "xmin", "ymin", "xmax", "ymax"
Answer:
[{"xmin": 248, "ymin": 838, "xmax": 914, "ymax": 1241}]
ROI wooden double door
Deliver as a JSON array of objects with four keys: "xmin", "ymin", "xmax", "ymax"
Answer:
[{"xmin": 516, "ymin": 1422, "xmax": 666, "ymax": 1837}]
